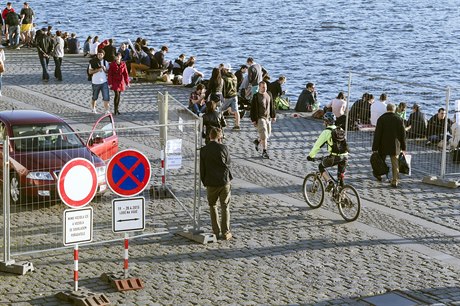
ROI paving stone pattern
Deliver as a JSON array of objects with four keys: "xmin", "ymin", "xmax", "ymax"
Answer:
[{"xmin": 0, "ymin": 49, "xmax": 459, "ymax": 305}]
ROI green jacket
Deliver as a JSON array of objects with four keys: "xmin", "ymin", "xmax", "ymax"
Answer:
[
  {"xmin": 308, "ymin": 124, "xmax": 349, "ymax": 158},
  {"xmin": 222, "ymin": 72, "xmax": 238, "ymax": 98}
]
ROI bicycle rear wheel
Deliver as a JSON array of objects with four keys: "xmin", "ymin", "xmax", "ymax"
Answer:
[
  {"xmin": 337, "ymin": 185, "xmax": 361, "ymax": 222},
  {"xmin": 302, "ymin": 173, "xmax": 324, "ymax": 209}
]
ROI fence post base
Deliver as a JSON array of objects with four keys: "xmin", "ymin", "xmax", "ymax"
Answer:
[
  {"xmin": 0, "ymin": 260, "xmax": 34, "ymax": 275},
  {"xmin": 55, "ymin": 290, "xmax": 110, "ymax": 306},
  {"xmin": 100, "ymin": 272, "xmax": 144, "ymax": 292},
  {"xmin": 177, "ymin": 230, "xmax": 217, "ymax": 244},
  {"xmin": 150, "ymin": 185, "xmax": 173, "ymax": 199},
  {"xmin": 422, "ymin": 176, "xmax": 460, "ymax": 188}
]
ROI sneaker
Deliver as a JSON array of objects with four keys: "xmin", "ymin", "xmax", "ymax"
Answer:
[
  {"xmin": 92, "ymin": 108, "xmax": 98, "ymax": 114},
  {"xmin": 390, "ymin": 182, "xmax": 398, "ymax": 188},
  {"xmin": 253, "ymin": 139, "xmax": 260, "ymax": 151},
  {"xmin": 105, "ymin": 110, "xmax": 111, "ymax": 115},
  {"xmin": 325, "ymin": 181, "xmax": 334, "ymax": 192},
  {"xmin": 372, "ymin": 173, "xmax": 382, "ymax": 182},
  {"xmin": 262, "ymin": 151, "xmax": 270, "ymax": 159},
  {"xmin": 223, "ymin": 231, "xmax": 232, "ymax": 240},
  {"xmin": 232, "ymin": 126, "xmax": 241, "ymax": 131}
]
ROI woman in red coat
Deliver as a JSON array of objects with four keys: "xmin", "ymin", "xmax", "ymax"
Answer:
[{"xmin": 108, "ymin": 52, "xmax": 130, "ymax": 115}]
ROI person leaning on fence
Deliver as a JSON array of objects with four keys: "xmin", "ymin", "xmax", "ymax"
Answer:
[
  {"xmin": 372, "ymin": 103, "xmax": 406, "ymax": 188},
  {"xmin": 426, "ymin": 107, "xmax": 452, "ymax": 146},
  {"xmin": 200, "ymin": 127, "xmax": 233, "ymax": 241}
]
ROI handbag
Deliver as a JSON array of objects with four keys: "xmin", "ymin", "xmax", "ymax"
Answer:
[
  {"xmin": 398, "ymin": 153, "xmax": 411, "ymax": 175},
  {"xmin": 0, "ymin": 61, "xmax": 4, "ymax": 74}
]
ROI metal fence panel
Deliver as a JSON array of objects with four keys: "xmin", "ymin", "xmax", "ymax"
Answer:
[{"xmin": 1, "ymin": 94, "xmax": 201, "ymax": 259}]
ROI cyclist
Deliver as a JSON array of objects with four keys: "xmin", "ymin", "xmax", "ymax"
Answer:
[{"xmin": 306, "ymin": 112, "xmax": 349, "ymax": 191}]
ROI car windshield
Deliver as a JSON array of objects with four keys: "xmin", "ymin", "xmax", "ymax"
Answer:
[{"xmin": 12, "ymin": 123, "xmax": 84, "ymax": 152}]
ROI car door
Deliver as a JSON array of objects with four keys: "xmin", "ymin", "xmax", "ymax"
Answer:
[{"xmin": 86, "ymin": 113, "xmax": 118, "ymax": 161}]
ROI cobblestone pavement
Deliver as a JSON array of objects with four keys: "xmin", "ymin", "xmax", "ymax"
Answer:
[{"xmin": 0, "ymin": 49, "xmax": 459, "ymax": 305}]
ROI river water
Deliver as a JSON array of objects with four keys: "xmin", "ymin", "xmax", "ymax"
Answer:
[{"xmin": 34, "ymin": 0, "xmax": 460, "ymax": 114}]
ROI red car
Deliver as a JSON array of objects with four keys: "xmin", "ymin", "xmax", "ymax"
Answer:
[{"xmin": 0, "ymin": 110, "xmax": 119, "ymax": 205}]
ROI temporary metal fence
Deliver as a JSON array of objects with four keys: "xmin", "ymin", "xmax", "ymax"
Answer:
[
  {"xmin": 345, "ymin": 71, "xmax": 460, "ymax": 183},
  {"xmin": 0, "ymin": 91, "xmax": 202, "ymax": 273}
]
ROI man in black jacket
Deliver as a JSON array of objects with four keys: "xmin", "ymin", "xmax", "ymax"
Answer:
[
  {"xmin": 372, "ymin": 103, "xmax": 406, "ymax": 187},
  {"xmin": 200, "ymin": 128, "xmax": 233, "ymax": 240},
  {"xmin": 295, "ymin": 82, "xmax": 317, "ymax": 112},
  {"xmin": 35, "ymin": 28, "xmax": 54, "ymax": 81}
]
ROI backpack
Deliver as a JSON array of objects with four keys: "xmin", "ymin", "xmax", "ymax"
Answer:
[
  {"xmin": 6, "ymin": 11, "xmax": 19, "ymax": 26},
  {"xmin": 87, "ymin": 58, "xmax": 106, "ymax": 81},
  {"xmin": 326, "ymin": 127, "xmax": 348, "ymax": 154},
  {"xmin": 274, "ymin": 96, "xmax": 290, "ymax": 110}
]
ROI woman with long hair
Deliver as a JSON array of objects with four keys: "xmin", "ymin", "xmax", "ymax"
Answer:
[
  {"xmin": 108, "ymin": 52, "xmax": 130, "ymax": 115},
  {"xmin": 205, "ymin": 67, "xmax": 223, "ymax": 102}
]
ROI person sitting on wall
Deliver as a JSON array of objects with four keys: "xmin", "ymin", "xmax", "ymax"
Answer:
[
  {"xmin": 426, "ymin": 107, "xmax": 452, "ymax": 145},
  {"xmin": 295, "ymin": 82, "xmax": 316, "ymax": 112},
  {"xmin": 348, "ymin": 93, "xmax": 373, "ymax": 128},
  {"xmin": 405, "ymin": 103, "xmax": 427, "ymax": 139}
]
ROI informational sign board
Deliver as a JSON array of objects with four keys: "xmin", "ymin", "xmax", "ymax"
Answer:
[
  {"xmin": 112, "ymin": 197, "xmax": 145, "ymax": 233},
  {"xmin": 63, "ymin": 207, "xmax": 93, "ymax": 246},
  {"xmin": 166, "ymin": 139, "xmax": 182, "ymax": 170},
  {"xmin": 106, "ymin": 149, "xmax": 152, "ymax": 197},
  {"xmin": 58, "ymin": 158, "xmax": 98, "ymax": 208}
]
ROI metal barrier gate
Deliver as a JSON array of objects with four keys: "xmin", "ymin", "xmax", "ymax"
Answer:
[
  {"xmin": 345, "ymin": 72, "xmax": 460, "ymax": 185},
  {"xmin": 0, "ymin": 91, "xmax": 203, "ymax": 273}
]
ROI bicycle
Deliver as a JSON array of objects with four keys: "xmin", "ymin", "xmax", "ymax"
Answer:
[{"xmin": 302, "ymin": 157, "xmax": 361, "ymax": 222}]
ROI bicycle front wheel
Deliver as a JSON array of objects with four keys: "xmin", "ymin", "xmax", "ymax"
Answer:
[
  {"xmin": 302, "ymin": 173, "xmax": 324, "ymax": 209},
  {"xmin": 337, "ymin": 185, "xmax": 361, "ymax": 222}
]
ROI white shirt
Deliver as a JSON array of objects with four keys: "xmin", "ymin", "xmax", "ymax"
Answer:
[
  {"xmin": 54, "ymin": 36, "xmax": 64, "ymax": 58},
  {"xmin": 371, "ymin": 100, "xmax": 387, "ymax": 126},
  {"xmin": 327, "ymin": 98, "xmax": 346, "ymax": 117},
  {"xmin": 182, "ymin": 66, "xmax": 198, "ymax": 85},
  {"xmin": 89, "ymin": 42, "xmax": 99, "ymax": 55},
  {"xmin": 90, "ymin": 60, "xmax": 109, "ymax": 85}
]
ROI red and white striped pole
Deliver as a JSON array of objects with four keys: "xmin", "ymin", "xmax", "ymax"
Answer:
[
  {"xmin": 160, "ymin": 149, "xmax": 166, "ymax": 186},
  {"xmin": 74, "ymin": 244, "xmax": 79, "ymax": 291},
  {"xmin": 124, "ymin": 233, "xmax": 129, "ymax": 278}
]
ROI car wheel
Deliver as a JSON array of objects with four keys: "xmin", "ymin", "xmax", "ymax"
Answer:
[{"xmin": 10, "ymin": 171, "xmax": 21, "ymax": 205}]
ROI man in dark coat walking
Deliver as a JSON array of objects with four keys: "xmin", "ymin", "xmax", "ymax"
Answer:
[
  {"xmin": 372, "ymin": 103, "xmax": 406, "ymax": 187},
  {"xmin": 200, "ymin": 128, "xmax": 233, "ymax": 240}
]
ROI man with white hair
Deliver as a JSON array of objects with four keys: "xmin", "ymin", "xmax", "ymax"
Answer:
[{"xmin": 221, "ymin": 63, "xmax": 240, "ymax": 130}]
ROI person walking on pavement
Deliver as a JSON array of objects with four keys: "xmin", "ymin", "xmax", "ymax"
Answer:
[
  {"xmin": 108, "ymin": 52, "xmax": 130, "ymax": 115},
  {"xmin": 88, "ymin": 49, "xmax": 110, "ymax": 114},
  {"xmin": 250, "ymin": 81, "xmax": 276, "ymax": 159},
  {"xmin": 221, "ymin": 63, "xmax": 241, "ymax": 130},
  {"xmin": 372, "ymin": 103, "xmax": 406, "ymax": 187},
  {"xmin": 200, "ymin": 127, "xmax": 233, "ymax": 241}
]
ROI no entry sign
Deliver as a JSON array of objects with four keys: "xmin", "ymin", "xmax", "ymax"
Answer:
[
  {"xmin": 58, "ymin": 158, "xmax": 98, "ymax": 208},
  {"xmin": 106, "ymin": 149, "xmax": 151, "ymax": 197}
]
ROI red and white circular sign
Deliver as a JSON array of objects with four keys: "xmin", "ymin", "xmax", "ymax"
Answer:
[{"xmin": 58, "ymin": 158, "xmax": 98, "ymax": 208}]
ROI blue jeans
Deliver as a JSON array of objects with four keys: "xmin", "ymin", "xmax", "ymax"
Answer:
[
  {"xmin": 38, "ymin": 54, "xmax": 50, "ymax": 80},
  {"xmin": 92, "ymin": 82, "xmax": 110, "ymax": 101},
  {"xmin": 8, "ymin": 25, "xmax": 20, "ymax": 46}
]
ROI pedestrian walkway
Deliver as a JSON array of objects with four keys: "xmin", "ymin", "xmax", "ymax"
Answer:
[{"xmin": 0, "ymin": 49, "xmax": 459, "ymax": 305}]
